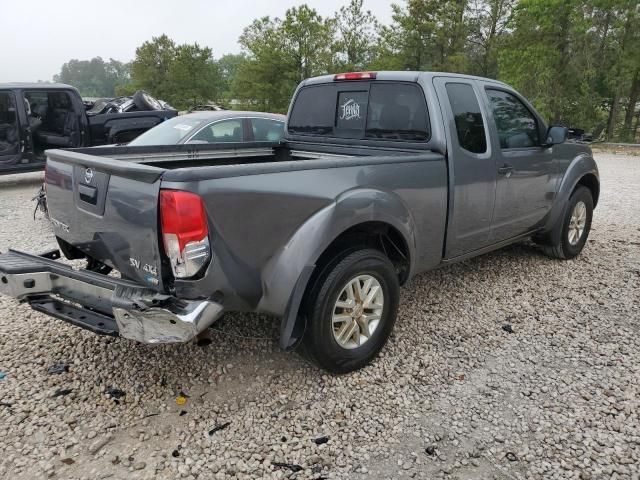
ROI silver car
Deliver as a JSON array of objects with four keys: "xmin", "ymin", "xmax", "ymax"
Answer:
[{"xmin": 128, "ymin": 111, "xmax": 286, "ymax": 146}]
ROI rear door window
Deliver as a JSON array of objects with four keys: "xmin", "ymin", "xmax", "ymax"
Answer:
[
  {"xmin": 251, "ymin": 118, "xmax": 284, "ymax": 141},
  {"xmin": 288, "ymin": 81, "xmax": 430, "ymax": 142},
  {"xmin": 445, "ymin": 83, "xmax": 487, "ymax": 154},
  {"xmin": 191, "ymin": 119, "xmax": 244, "ymax": 143}
]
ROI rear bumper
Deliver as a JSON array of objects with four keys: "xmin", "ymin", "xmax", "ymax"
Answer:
[{"xmin": 0, "ymin": 250, "xmax": 223, "ymax": 343}]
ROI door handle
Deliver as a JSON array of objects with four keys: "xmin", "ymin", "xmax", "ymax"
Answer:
[{"xmin": 498, "ymin": 164, "xmax": 514, "ymax": 176}]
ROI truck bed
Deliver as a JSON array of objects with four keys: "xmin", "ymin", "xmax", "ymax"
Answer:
[
  {"xmin": 61, "ymin": 141, "xmax": 424, "ymax": 170},
  {"xmin": 44, "ymin": 141, "xmax": 447, "ymax": 304}
]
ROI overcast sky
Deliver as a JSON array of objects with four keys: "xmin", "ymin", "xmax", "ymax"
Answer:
[{"xmin": 0, "ymin": 0, "xmax": 395, "ymax": 83}]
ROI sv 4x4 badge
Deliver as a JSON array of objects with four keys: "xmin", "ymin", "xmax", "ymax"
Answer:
[{"xmin": 129, "ymin": 257, "xmax": 158, "ymax": 276}]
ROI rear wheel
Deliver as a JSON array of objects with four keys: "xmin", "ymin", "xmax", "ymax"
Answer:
[
  {"xmin": 301, "ymin": 249, "xmax": 399, "ymax": 373},
  {"xmin": 542, "ymin": 186, "xmax": 593, "ymax": 259}
]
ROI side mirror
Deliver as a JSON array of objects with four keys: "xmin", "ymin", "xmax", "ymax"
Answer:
[{"xmin": 544, "ymin": 125, "xmax": 567, "ymax": 147}]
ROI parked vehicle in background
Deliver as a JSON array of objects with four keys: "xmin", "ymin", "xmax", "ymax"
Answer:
[
  {"xmin": 0, "ymin": 71, "xmax": 599, "ymax": 373},
  {"xmin": 187, "ymin": 103, "xmax": 227, "ymax": 112},
  {"xmin": 567, "ymin": 127, "xmax": 594, "ymax": 142},
  {"xmin": 85, "ymin": 91, "xmax": 174, "ymax": 116},
  {"xmin": 128, "ymin": 111, "xmax": 285, "ymax": 146},
  {"xmin": 0, "ymin": 83, "xmax": 177, "ymax": 174}
]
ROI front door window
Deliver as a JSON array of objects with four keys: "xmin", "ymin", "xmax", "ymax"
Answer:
[{"xmin": 486, "ymin": 89, "xmax": 539, "ymax": 148}]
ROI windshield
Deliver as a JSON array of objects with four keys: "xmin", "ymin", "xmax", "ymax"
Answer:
[
  {"xmin": 288, "ymin": 81, "xmax": 430, "ymax": 142},
  {"xmin": 128, "ymin": 116, "xmax": 207, "ymax": 146}
]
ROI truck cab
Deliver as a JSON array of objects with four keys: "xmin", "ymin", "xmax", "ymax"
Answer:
[{"xmin": 0, "ymin": 83, "xmax": 177, "ymax": 175}]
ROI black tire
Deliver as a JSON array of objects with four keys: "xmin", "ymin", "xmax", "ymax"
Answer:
[
  {"xmin": 132, "ymin": 90, "xmax": 162, "ymax": 111},
  {"xmin": 543, "ymin": 186, "xmax": 593, "ymax": 259},
  {"xmin": 301, "ymin": 249, "xmax": 399, "ymax": 374}
]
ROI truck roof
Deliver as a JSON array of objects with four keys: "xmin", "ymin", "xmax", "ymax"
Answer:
[
  {"xmin": 301, "ymin": 71, "xmax": 509, "ymax": 87},
  {"xmin": 0, "ymin": 82, "xmax": 78, "ymax": 91}
]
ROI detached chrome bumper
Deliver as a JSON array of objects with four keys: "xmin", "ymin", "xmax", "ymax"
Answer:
[{"xmin": 0, "ymin": 249, "xmax": 223, "ymax": 344}]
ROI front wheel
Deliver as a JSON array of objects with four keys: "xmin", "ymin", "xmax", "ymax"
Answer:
[
  {"xmin": 543, "ymin": 186, "xmax": 593, "ymax": 259},
  {"xmin": 301, "ymin": 249, "xmax": 399, "ymax": 374}
]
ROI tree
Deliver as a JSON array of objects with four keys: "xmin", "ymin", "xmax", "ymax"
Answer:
[
  {"xmin": 602, "ymin": 0, "xmax": 640, "ymax": 140},
  {"xmin": 232, "ymin": 17, "xmax": 293, "ymax": 111},
  {"xmin": 232, "ymin": 7, "xmax": 336, "ymax": 112},
  {"xmin": 130, "ymin": 34, "xmax": 177, "ymax": 99},
  {"xmin": 217, "ymin": 53, "xmax": 247, "ymax": 101},
  {"xmin": 167, "ymin": 43, "xmax": 220, "ymax": 108},
  {"xmin": 281, "ymin": 5, "xmax": 336, "ymax": 81},
  {"xmin": 466, "ymin": 0, "xmax": 514, "ymax": 77},
  {"xmin": 334, "ymin": 0, "xmax": 379, "ymax": 70},
  {"xmin": 497, "ymin": 0, "xmax": 639, "ymax": 137},
  {"xmin": 54, "ymin": 57, "xmax": 131, "ymax": 97},
  {"xmin": 372, "ymin": 0, "xmax": 470, "ymax": 72},
  {"xmin": 498, "ymin": 0, "xmax": 592, "ymax": 125}
]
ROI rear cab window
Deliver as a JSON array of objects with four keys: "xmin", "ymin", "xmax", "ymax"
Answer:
[{"xmin": 288, "ymin": 81, "xmax": 430, "ymax": 142}]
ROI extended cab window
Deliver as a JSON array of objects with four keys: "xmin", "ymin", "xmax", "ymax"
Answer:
[
  {"xmin": 486, "ymin": 89, "xmax": 539, "ymax": 149},
  {"xmin": 445, "ymin": 83, "xmax": 487, "ymax": 154},
  {"xmin": 288, "ymin": 82, "xmax": 430, "ymax": 142}
]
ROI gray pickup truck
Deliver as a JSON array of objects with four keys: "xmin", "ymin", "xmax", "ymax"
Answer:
[{"xmin": 0, "ymin": 71, "xmax": 599, "ymax": 373}]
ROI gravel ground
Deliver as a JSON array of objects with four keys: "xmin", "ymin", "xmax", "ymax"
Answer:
[{"xmin": 0, "ymin": 153, "xmax": 638, "ymax": 480}]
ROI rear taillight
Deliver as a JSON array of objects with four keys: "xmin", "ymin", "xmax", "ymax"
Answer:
[
  {"xmin": 334, "ymin": 72, "xmax": 377, "ymax": 81},
  {"xmin": 160, "ymin": 189, "xmax": 210, "ymax": 278}
]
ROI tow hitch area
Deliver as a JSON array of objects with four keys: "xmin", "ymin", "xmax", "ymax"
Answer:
[{"xmin": 0, "ymin": 249, "xmax": 224, "ymax": 343}]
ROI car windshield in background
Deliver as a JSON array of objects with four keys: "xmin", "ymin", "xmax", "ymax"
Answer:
[
  {"xmin": 128, "ymin": 116, "xmax": 207, "ymax": 146},
  {"xmin": 288, "ymin": 81, "xmax": 430, "ymax": 142}
]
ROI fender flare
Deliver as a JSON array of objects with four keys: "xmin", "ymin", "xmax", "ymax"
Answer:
[
  {"xmin": 542, "ymin": 153, "xmax": 599, "ymax": 244},
  {"xmin": 267, "ymin": 188, "xmax": 417, "ymax": 350}
]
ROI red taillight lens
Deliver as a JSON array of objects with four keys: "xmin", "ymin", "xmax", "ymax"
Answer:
[
  {"xmin": 160, "ymin": 190, "xmax": 208, "ymax": 252},
  {"xmin": 334, "ymin": 72, "xmax": 377, "ymax": 81},
  {"xmin": 160, "ymin": 190, "xmax": 211, "ymax": 278}
]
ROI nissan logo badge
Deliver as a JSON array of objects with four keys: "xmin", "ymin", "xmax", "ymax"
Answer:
[{"xmin": 84, "ymin": 168, "xmax": 94, "ymax": 184}]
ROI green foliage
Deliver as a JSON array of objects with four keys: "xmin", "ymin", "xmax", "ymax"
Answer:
[
  {"xmin": 373, "ymin": 0, "xmax": 470, "ymax": 72},
  {"xmin": 217, "ymin": 53, "xmax": 247, "ymax": 103},
  {"xmin": 231, "ymin": 6, "xmax": 336, "ymax": 112},
  {"xmin": 53, "ymin": 1, "xmax": 640, "ymax": 141},
  {"xmin": 167, "ymin": 44, "xmax": 220, "ymax": 109},
  {"xmin": 232, "ymin": 17, "xmax": 294, "ymax": 112},
  {"xmin": 128, "ymin": 35, "xmax": 221, "ymax": 110},
  {"xmin": 130, "ymin": 34, "xmax": 177, "ymax": 99},
  {"xmin": 466, "ymin": 0, "xmax": 514, "ymax": 78},
  {"xmin": 498, "ymin": 0, "xmax": 639, "ymax": 138},
  {"xmin": 54, "ymin": 57, "xmax": 131, "ymax": 97},
  {"xmin": 334, "ymin": 0, "xmax": 379, "ymax": 71}
]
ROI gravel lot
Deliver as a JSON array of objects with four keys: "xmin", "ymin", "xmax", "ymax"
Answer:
[{"xmin": 0, "ymin": 152, "xmax": 638, "ymax": 480}]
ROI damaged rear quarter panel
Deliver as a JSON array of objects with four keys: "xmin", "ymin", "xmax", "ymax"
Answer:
[{"xmin": 167, "ymin": 155, "xmax": 447, "ymax": 316}]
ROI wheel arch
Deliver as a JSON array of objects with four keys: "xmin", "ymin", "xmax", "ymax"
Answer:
[
  {"xmin": 576, "ymin": 172, "xmax": 599, "ymax": 207},
  {"xmin": 278, "ymin": 219, "xmax": 411, "ymax": 351},
  {"xmin": 275, "ymin": 187, "xmax": 417, "ymax": 351},
  {"xmin": 542, "ymin": 154, "xmax": 599, "ymax": 234},
  {"xmin": 309, "ymin": 220, "xmax": 411, "ymax": 287}
]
